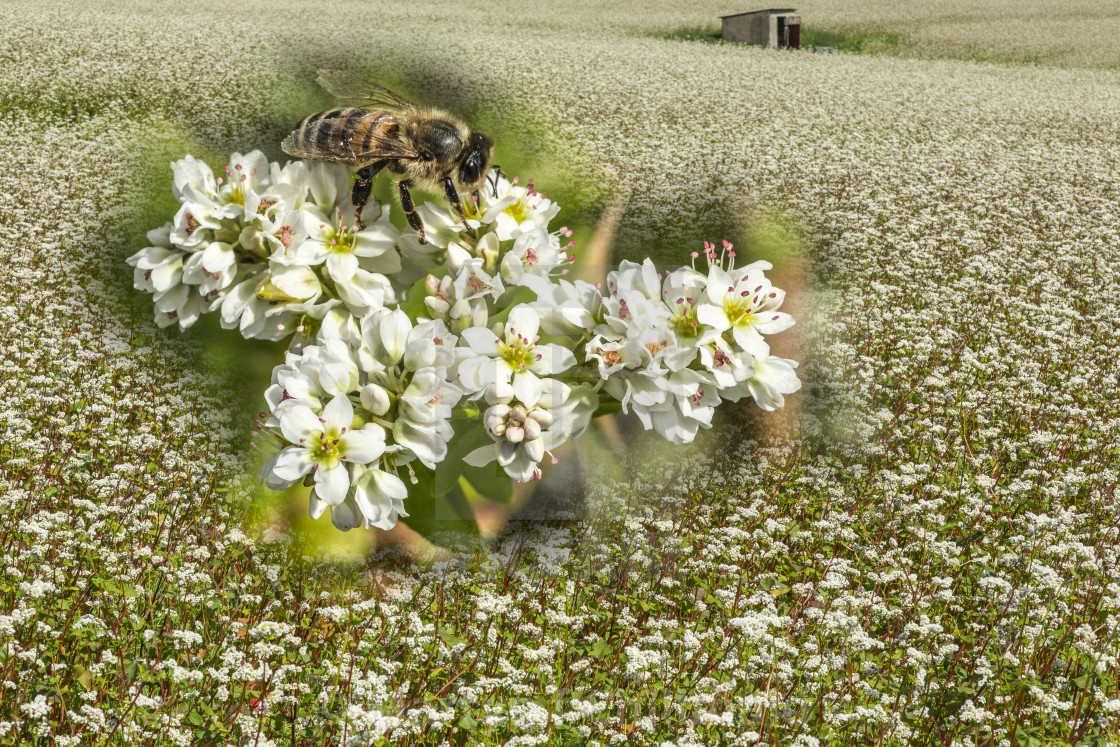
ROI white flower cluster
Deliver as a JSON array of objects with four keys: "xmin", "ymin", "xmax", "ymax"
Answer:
[
  {"xmin": 529, "ymin": 241, "xmax": 801, "ymax": 444},
  {"xmin": 257, "ymin": 308, "xmax": 462, "ymax": 530},
  {"xmin": 135, "ymin": 155, "xmax": 798, "ymax": 530},
  {"xmin": 127, "ymin": 151, "xmax": 416, "ymax": 341}
]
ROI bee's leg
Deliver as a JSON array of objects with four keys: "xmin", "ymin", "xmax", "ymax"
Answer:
[
  {"xmin": 489, "ymin": 164, "xmax": 501, "ymax": 198},
  {"xmin": 351, "ymin": 161, "xmax": 385, "ymax": 231},
  {"xmin": 443, "ymin": 177, "xmax": 475, "ymax": 238},
  {"xmin": 398, "ymin": 179, "xmax": 426, "ymax": 244}
]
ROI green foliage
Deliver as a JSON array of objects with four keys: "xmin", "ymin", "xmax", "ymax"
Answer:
[
  {"xmin": 656, "ymin": 25, "xmax": 724, "ymax": 44},
  {"xmin": 800, "ymin": 27, "xmax": 904, "ymax": 54}
]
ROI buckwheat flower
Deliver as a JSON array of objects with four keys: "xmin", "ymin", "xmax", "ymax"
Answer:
[
  {"xmin": 171, "ymin": 153, "xmax": 218, "ymax": 205},
  {"xmin": 585, "ymin": 333, "xmax": 642, "ymax": 379},
  {"xmin": 268, "ymin": 394, "xmax": 387, "ymax": 505},
  {"xmin": 407, "ymin": 202, "xmax": 478, "ymax": 248},
  {"xmin": 290, "ymin": 208, "xmax": 400, "ymax": 286},
  {"xmin": 499, "ymin": 226, "xmax": 564, "ymax": 285},
  {"xmin": 263, "ymin": 261, "xmax": 323, "ymax": 303},
  {"xmin": 333, "ymin": 267, "xmax": 396, "ymax": 317},
  {"xmin": 171, "ymin": 152, "xmax": 271, "ymax": 250},
  {"xmin": 310, "ymin": 461, "xmax": 408, "ymax": 532},
  {"xmin": 169, "ymin": 156, "xmax": 221, "ymax": 249},
  {"xmin": 522, "ymin": 275, "xmax": 606, "ymax": 336},
  {"xmin": 212, "ymin": 151, "xmax": 272, "ymax": 223},
  {"xmin": 456, "ymin": 306, "xmax": 576, "ymax": 394},
  {"xmin": 264, "ymin": 337, "xmax": 362, "ymax": 416},
  {"xmin": 301, "ymin": 161, "xmax": 350, "ymax": 215},
  {"xmin": 261, "ymin": 296, "xmax": 341, "ymax": 344},
  {"xmin": 474, "ymin": 173, "xmax": 561, "ymax": 242},
  {"xmin": 656, "ymin": 370, "xmax": 722, "ymax": 443},
  {"xmin": 151, "ymin": 277, "xmax": 212, "ymax": 330},
  {"xmin": 358, "ymin": 312, "xmax": 462, "ymax": 468},
  {"xmin": 698, "ymin": 341, "xmax": 754, "ymax": 391},
  {"xmin": 180, "ymin": 241, "xmax": 239, "ymax": 297},
  {"xmin": 696, "ymin": 262, "xmax": 794, "ymax": 359},
  {"xmin": 722, "ymin": 354, "xmax": 801, "ymax": 411},
  {"xmin": 404, "ymin": 320, "xmax": 458, "ymax": 370},
  {"xmin": 447, "ymin": 233, "xmax": 499, "ymax": 276},
  {"xmin": 347, "ymin": 462, "xmax": 409, "ymax": 530},
  {"xmin": 658, "ymin": 266, "xmax": 723, "ymax": 370},
  {"xmin": 392, "ymin": 368, "xmax": 463, "ymax": 468},
  {"xmin": 362, "ymin": 308, "xmax": 413, "ymax": 368},
  {"xmin": 464, "ymin": 376, "xmax": 575, "ymax": 482},
  {"xmin": 451, "ymin": 257, "xmax": 505, "ymax": 305},
  {"xmin": 127, "ymin": 242, "xmax": 182, "ymax": 296},
  {"xmin": 260, "ymin": 209, "xmax": 308, "ymax": 258}
]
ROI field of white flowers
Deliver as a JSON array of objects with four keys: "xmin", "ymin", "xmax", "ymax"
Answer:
[{"xmin": 3, "ymin": 0, "xmax": 1120, "ymax": 745}]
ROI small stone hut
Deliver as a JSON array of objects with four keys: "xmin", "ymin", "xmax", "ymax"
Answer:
[{"xmin": 720, "ymin": 9, "xmax": 801, "ymax": 49}]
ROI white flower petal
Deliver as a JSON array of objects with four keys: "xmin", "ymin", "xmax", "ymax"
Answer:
[
  {"xmin": 279, "ymin": 405, "xmax": 322, "ymax": 444},
  {"xmin": 339, "ymin": 428, "xmax": 386, "ymax": 464},
  {"xmin": 273, "ymin": 446, "xmax": 314, "ymax": 481},
  {"xmin": 321, "ymin": 393, "xmax": 354, "ymax": 431},
  {"xmin": 314, "ymin": 462, "xmax": 351, "ymax": 506}
]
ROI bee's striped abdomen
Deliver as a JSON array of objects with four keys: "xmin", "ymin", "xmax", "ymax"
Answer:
[{"xmin": 287, "ymin": 107, "xmax": 396, "ymax": 163}]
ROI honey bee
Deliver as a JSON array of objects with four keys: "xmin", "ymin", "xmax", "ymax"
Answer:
[{"xmin": 282, "ymin": 69, "xmax": 495, "ymax": 243}]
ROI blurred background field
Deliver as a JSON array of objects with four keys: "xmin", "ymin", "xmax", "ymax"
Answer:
[{"xmin": 2, "ymin": 1, "xmax": 1120, "ymax": 745}]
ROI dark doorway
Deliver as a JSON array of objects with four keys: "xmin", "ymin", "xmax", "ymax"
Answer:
[{"xmin": 788, "ymin": 19, "xmax": 801, "ymax": 49}]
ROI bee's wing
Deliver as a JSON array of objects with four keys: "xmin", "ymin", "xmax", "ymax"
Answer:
[
  {"xmin": 281, "ymin": 112, "xmax": 423, "ymax": 164},
  {"xmin": 316, "ymin": 69, "xmax": 417, "ymax": 111}
]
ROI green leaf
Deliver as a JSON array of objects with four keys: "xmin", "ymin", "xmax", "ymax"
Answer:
[
  {"xmin": 93, "ymin": 577, "xmax": 121, "ymax": 594},
  {"xmin": 398, "ymin": 274, "xmax": 434, "ymax": 321},
  {"xmin": 439, "ymin": 627, "xmax": 465, "ymax": 646},
  {"xmin": 401, "ymin": 466, "xmax": 482, "ymax": 548},
  {"xmin": 436, "ymin": 420, "xmax": 494, "ymax": 496},
  {"xmin": 75, "ymin": 666, "xmax": 93, "ymax": 691},
  {"xmin": 456, "ymin": 714, "xmax": 478, "ymax": 733},
  {"xmin": 462, "ymin": 469, "xmax": 514, "ymax": 504},
  {"xmin": 592, "ymin": 398, "xmax": 622, "ymax": 418},
  {"xmin": 590, "ymin": 639, "xmax": 612, "ymax": 659}
]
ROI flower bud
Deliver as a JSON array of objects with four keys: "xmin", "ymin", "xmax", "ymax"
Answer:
[
  {"xmin": 528, "ymin": 408, "xmax": 554, "ymax": 428},
  {"xmin": 364, "ymin": 308, "xmax": 411, "ymax": 367},
  {"xmin": 360, "ymin": 383, "xmax": 391, "ymax": 416},
  {"xmin": 484, "ymin": 407, "xmax": 507, "ymax": 432},
  {"xmin": 510, "ymin": 405, "xmax": 528, "ymax": 424},
  {"xmin": 505, "ymin": 425, "xmax": 525, "ymax": 444},
  {"xmin": 424, "ymin": 274, "xmax": 442, "ymax": 295},
  {"xmin": 425, "ymin": 296, "xmax": 451, "ymax": 316},
  {"xmin": 469, "ymin": 300, "xmax": 488, "ymax": 328},
  {"xmin": 522, "ymin": 417, "xmax": 542, "ymax": 441},
  {"xmin": 484, "ymin": 382, "xmax": 514, "ymax": 405},
  {"xmin": 477, "ymin": 232, "xmax": 500, "ymax": 274},
  {"xmin": 523, "ymin": 437, "xmax": 545, "ymax": 463},
  {"xmin": 447, "ymin": 242, "xmax": 471, "ymax": 274}
]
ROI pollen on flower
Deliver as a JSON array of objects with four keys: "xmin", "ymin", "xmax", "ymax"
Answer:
[{"xmin": 466, "ymin": 275, "xmax": 488, "ymax": 294}]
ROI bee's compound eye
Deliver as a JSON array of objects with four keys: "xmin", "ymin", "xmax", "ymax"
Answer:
[{"xmin": 459, "ymin": 133, "xmax": 494, "ymax": 188}]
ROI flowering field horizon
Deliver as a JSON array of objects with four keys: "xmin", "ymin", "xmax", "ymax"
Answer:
[{"xmin": 3, "ymin": 1, "xmax": 1120, "ymax": 745}]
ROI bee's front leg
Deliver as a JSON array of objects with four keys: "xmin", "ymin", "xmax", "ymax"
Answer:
[
  {"xmin": 443, "ymin": 177, "xmax": 474, "ymax": 237},
  {"xmin": 398, "ymin": 179, "xmax": 426, "ymax": 244}
]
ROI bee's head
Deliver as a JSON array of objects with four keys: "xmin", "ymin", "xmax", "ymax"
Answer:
[{"xmin": 457, "ymin": 132, "xmax": 494, "ymax": 192}]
